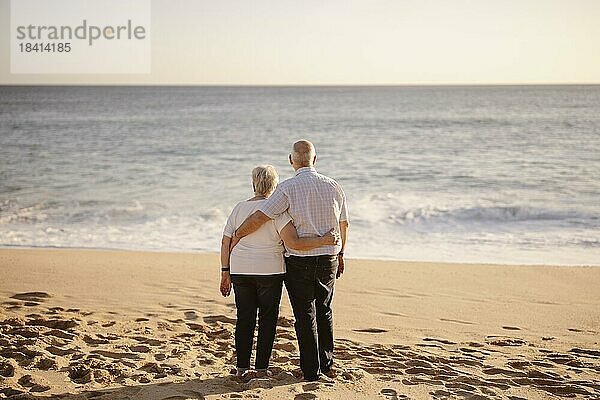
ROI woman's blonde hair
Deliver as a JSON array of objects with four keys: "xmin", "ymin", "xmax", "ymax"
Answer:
[{"xmin": 252, "ymin": 165, "xmax": 279, "ymax": 197}]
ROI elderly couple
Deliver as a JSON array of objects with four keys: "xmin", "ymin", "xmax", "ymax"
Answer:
[{"xmin": 219, "ymin": 140, "xmax": 349, "ymax": 382}]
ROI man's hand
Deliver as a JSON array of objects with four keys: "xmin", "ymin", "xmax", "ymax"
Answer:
[
  {"xmin": 322, "ymin": 228, "xmax": 341, "ymax": 246},
  {"xmin": 234, "ymin": 211, "xmax": 271, "ymax": 247},
  {"xmin": 336, "ymin": 254, "xmax": 345, "ymax": 279},
  {"xmin": 230, "ymin": 232, "xmax": 241, "ymax": 251},
  {"xmin": 220, "ymin": 272, "xmax": 232, "ymax": 296}
]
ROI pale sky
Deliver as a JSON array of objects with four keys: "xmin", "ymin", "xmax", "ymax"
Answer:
[{"xmin": 1, "ymin": 0, "xmax": 600, "ymax": 85}]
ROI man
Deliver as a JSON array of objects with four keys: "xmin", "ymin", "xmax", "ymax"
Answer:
[{"xmin": 231, "ymin": 140, "xmax": 349, "ymax": 381}]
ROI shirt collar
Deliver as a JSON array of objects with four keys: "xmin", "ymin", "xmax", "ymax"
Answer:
[{"xmin": 294, "ymin": 166, "xmax": 316, "ymax": 176}]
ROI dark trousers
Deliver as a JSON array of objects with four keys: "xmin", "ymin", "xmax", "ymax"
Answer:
[
  {"xmin": 231, "ymin": 274, "xmax": 284, "ymax": 370},
  {"xmin": 285, "ymin": 255, "xmax": 337, "ymax": 380}
]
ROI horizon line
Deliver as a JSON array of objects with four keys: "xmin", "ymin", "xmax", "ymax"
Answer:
[{"xmin": 2, "ymin": 82, "xmax": 600, "ymax": 88}]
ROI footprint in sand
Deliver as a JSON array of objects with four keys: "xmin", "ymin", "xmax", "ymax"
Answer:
[
  {"xmin": 34, "ymin": 357, "xmax": 57, "ymax": 370},
  {"xmin": 459, "ymin": 347, "xmax": 489, "ymax": 357},
  {"xmin": 422, "ymin": 337, "xmax": 456, "ymax": 345},
  {"xmin": 184, "ymin": 310, "xmax": 198, "ymax": 320},
  {"xmin": 507, "ymin": 360, "xmax": 531, "ymax": 369},
  {"xmin": 439, "ymin": 318, "xmax": 474, "ymax": 325},
  {"xmin": 10, "ymin": 292, "xmax": 51, "ymax": 302},
  {"xmin": 482, "ymin": 366, "xmax": 526, "ymax": 378},
  {"xmin": 0, "ymin": 361, "xmax": 15, "ymax": 377},
  {"xmin": 83, "ymin": 334, "xmax": 110, "ymax": 345},
  {"xmin": 206, "ymin": 328, "xmax": 231, "ymax": 340},
  {"xmin": 353, "ymin": 328, "xmax": 388, "ymax": 333},
  {"xmin": 294, "ymin": 394, "xmax": 316, "ymax": 400},
  {"xmin": 91, "ymin": 350, "xmax": 143, "ymax": 360},
  {"xmin": 502, "ymin": 326, "xmax": 521, "ymax": 331},
  {"xmin": 486, "ymin": 336, "xmax": 525, "ymax": 347},
  {"xmin": 203, "ymin": 315, "xmax": 236, "ymax": 325},
  {"xmin": 97, "ymin": 333, "xmax": 120, "ymax": 341},
  {"xmin": 186, "ymin": 322, "xmax": 208, "ymax": 333},
  {"xmin": 46, "ymin": 345, "xmax": 80, "ymax": 357},
  {"xmin": 26, "ymin": 317, "xmax": 79, "ymax": 330},
  {"xmin": 7, "ymin": 326, "xmax": 41, "ymax": 339},
  {"xmin": 17, "ymin": 374, "xmax": 51, "ymax": 392},
  {"xmin": 302, "ymin": 382, "xmax": 320, "ymax": 392},
  {"xmin": 569, "ymin": 347, "xmax": 600, "ymax": 357},
  {"xmin": 0, "ymin": 317, "xmax": 26, "ymax": 327},
  {"xmin": 47, "ymin": 328, "xmax": 75, "ymax": 341},
  {"xmin": 415, "ymin": 343, "xmax": 444, "ymax": 349},
  {"xmin": 467, "ymin": 342, "xmax": 485, "ymax": 348},
  {"xmin": 131, "ymin": 336, "xmax": 164, "ymax": 346},
  {"xmin": 130, "ymin": 345, "xmax": 151, "ymax": 353},
  {"xmin": 381, "ymin": 388, "xmax": 409, "ymax": 400},
  {"xmin": 69, "ymin": 365, "xmax": 93, "ymax": 383}
]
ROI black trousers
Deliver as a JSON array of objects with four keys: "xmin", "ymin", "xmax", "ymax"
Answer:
[
  {"xmin": 231, "ymin": 274, "xmax": 284, "ymax": 370},
  {"xmin": 285, "ymin": 255, "xmax": 337, "ymax": 380}
]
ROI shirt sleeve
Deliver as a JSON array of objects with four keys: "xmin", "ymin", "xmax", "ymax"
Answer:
[
  {"xmin": 259, "ymin": 186, "xmax": 289, "ymax": 218},
  {"xmin": 273, "ymin": 211, "xmax": 292, "ymax": 233},
  {"xmin": 339, "ymin": 188, "xmax": 349, "ymax": 222},
  {"xmin": 222, "ymin": 206, "xmax": 237, "ymax": 237}
]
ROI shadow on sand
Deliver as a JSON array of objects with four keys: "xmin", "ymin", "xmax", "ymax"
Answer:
[{"xmin": 6, "ymin": 373, "xmax": 303, "ymax": 400}]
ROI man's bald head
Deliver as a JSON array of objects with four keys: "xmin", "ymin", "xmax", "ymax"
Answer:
[{"xmin": 291, "ymin": 140, "xmax": 316, "ymax": 168}]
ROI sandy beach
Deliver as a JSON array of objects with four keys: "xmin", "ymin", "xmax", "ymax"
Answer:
[{"xmin": 0, "ymin": 248, "xmax": 599, "ymax": 399}]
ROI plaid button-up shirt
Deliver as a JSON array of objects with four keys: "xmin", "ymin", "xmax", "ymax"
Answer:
[{"xmin": 260, "ymin": 167, "xmax": 348, "ymax": 256}]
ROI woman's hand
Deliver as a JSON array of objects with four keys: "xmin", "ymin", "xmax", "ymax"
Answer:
[
  {"xmin": 321, "ymin": 228, "xmax": 340, "ymax": 246},
  {"xmin": 337, "ymin": 253, "xmax": 345, "ymax": 279},
  {"xmin": 220, "ymin": 272, "xmax": 232, "ymax": 297}
]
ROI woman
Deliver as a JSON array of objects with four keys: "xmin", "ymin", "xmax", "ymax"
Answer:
[{"xmin": 220, "ymin": 165, "xmax": 338, "ymax": 378}]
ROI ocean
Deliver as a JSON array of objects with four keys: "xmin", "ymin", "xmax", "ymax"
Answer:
[{"xmin": 1, "ymin": 85, "xmax": 599, "ymax": 265}]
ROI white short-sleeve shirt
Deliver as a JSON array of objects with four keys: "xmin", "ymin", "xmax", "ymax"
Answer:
[{"xmin": 223, "ymin": 199, "xmax": 291, "ymax": 275}]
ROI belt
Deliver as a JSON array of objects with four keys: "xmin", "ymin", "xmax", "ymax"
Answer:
[{"xmin": 286, "ymin": 254, "xmax": 337, "ymax": 263}]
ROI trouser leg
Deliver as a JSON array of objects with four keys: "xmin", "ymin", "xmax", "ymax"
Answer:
[
  {"xmin": 315, "ymin": 263, "xmax": 336, "ymax": 372},
  {"xmin": 254, "ymin": 274, "xmax": 284, "ymax": 370},
  {"xmin": 285, "ymin": 260, "xmax": 320, "ymax": 380},
  {"xmin": 231, "ymin": 275, "xmax": 258, "ymax": 370}
]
